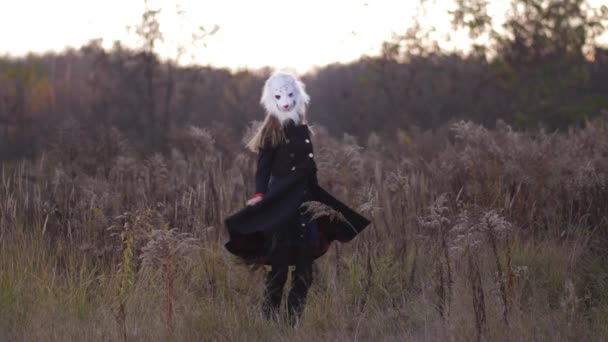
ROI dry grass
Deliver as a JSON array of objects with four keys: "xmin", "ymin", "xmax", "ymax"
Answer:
[{"xmin": 1, "ymin": 119, "xmax": 608, "ymax": 341}]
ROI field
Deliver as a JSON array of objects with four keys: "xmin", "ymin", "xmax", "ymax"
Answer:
[{"xmin": 1, "ymin": 119, "xmax": 608, "ymax": 341}]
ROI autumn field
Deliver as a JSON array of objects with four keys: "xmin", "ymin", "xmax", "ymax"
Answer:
[
  {"xmin": 2, "ymin": 0, "xmax": 608, "ymax": 340},
  {"xmin": 1, "ymin": 118, "xmax": 607, "ymax": 341}
]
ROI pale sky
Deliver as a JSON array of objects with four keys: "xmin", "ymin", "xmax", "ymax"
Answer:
[{"xmin": 1, "ymin": 0, "xmax": 606, "ymax": 72}]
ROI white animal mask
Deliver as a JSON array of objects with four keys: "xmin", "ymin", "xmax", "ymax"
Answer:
[{"xmin": 260, "ymin": 71, "xmax": 310, "ymax": 125}]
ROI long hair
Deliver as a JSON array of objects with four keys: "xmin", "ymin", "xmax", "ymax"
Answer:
[
  {"xmin": 245, "ymin": 115, "xmax": 286, "ymax": 152},
  {"xmin": 246, "ymin": 71, "xmax": 310, "ymax": 152}
]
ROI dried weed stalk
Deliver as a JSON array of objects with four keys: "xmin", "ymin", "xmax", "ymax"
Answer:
[
  {"xmin": 419, "ymin": 193, "xmax": 454, "ymax": 319},
  {"xmin": 299, "ymin": 200, "xmax": 354, "ymax": 228},
  {"xmin": 140, "ymin": 228, "xmax": 200, "ymax": 333}
]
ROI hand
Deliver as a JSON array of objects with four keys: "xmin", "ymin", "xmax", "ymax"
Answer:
[{"xmin": 247, "ymin": 196, "xmax": 263, "ymax": 206}]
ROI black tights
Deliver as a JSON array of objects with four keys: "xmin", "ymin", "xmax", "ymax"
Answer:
[
  {"xmin": 262, "ymin": 248, "xmax": 313, "ymax": 325},
  {"xmin": 262, "ymin": 197, "xmax": 317, "ymax": 325}
]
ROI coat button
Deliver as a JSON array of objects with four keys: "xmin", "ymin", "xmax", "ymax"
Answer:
[
  {"xmin": 301, "ymin": 223, "xmax": 306, "ymax": 227},
  {"xmin": 289, "ymin": 153, "xmax": 295, "ymax": 158},
  {"xmin": 300, "ymin": 234, "xmax": 304, "ymax": 238},
  {"xmin": 305, "ymin": 139, "xmax": 310, "ymax": 143},
  {"xmin": 291, "ymin": 166, "xmax": 296, "ymax": 171},
  {"xmin": 308, "ymin": 153, "xmax": 313, "ymax": 158},
  {"xmin": 285, "ymin": 138, "xmax": 290, "ymax": 143}
]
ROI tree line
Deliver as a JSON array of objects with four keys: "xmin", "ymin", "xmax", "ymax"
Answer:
[{"xmin": 0, "ymin": 0, "xmax": 606, "ymax": 160}]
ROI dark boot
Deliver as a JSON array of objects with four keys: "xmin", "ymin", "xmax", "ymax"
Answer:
[{"xmin": 262, "ymin": 266, "xmax": 288, "ymax": 320}]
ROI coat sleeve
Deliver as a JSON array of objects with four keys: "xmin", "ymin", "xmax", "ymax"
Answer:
[{"xmin": 255, "ymin": 140, "xmax": 277, "ymax": 194}]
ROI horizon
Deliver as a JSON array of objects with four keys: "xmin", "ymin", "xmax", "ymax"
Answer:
[{"xmin": 2, "ymin": 0, "xmax": 607, "ymax": 73}]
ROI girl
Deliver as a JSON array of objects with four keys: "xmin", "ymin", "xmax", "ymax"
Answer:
[{"xmin": 224, "ymin": 71, "xmax": 370, "ymax": 326}]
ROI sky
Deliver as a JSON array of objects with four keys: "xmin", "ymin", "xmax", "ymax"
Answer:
[{"xmin": 1, "ymin": 0, "xmax": 606, "ymax": 73}]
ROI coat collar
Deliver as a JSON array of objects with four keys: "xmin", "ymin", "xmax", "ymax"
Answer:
[{"xmin": 283, "ymin": 118, "xmax": 307, "ymax": 130}]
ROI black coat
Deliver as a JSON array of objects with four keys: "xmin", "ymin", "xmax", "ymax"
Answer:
[{"xmin": 224, "ymin": 119, "xmax": 371, "ymax": 265}]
